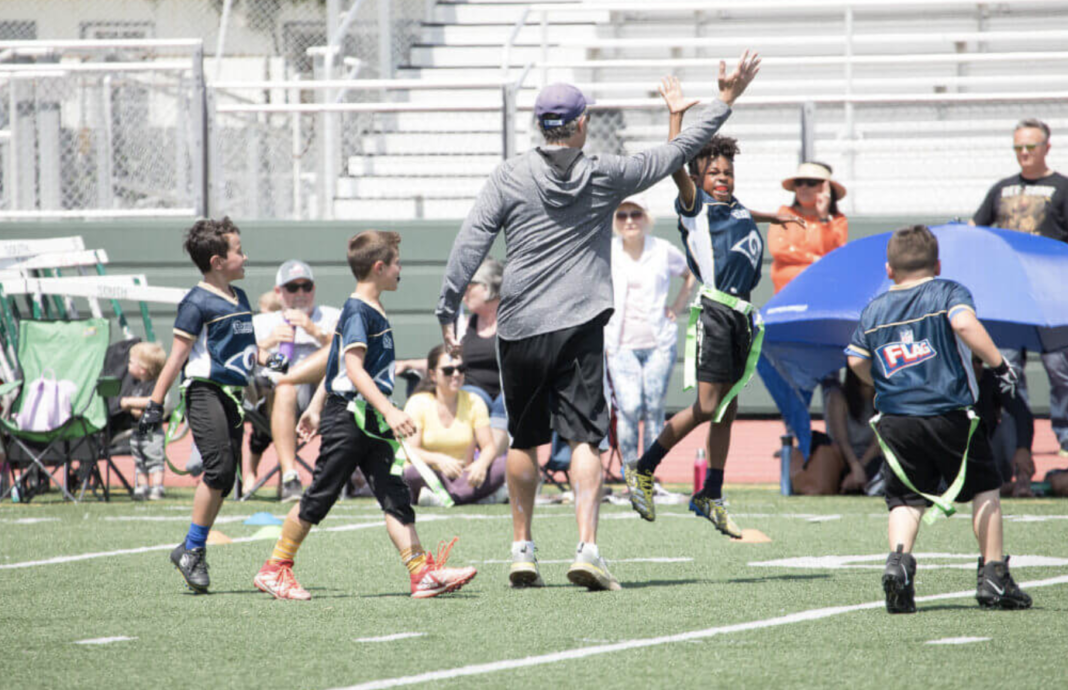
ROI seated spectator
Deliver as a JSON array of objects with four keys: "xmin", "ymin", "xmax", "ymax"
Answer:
[
  {"xmin": 119, "ymin": 342, "xmax": 168, "ymax": 500},
  {"xmin": 972, "ymin": 355, "xmax": 1036, "ymax": 497},
  {"xmin": 248, "ymin": 260, "xmax": 338, "ymax": 501},
  {"xmin": 789, "ymin": 369, "xmax": 882, "ymax": 495},
  {"xmin": 403, "ymin": 345, "xmax": 506, "ymax": 506},
  {"xmin": 769, "ymin": 162, "xmax": 848, "ymax": 294},
  {"xmin": 459, "ymin": 258, "xmax": 509, "ymax": 459}
]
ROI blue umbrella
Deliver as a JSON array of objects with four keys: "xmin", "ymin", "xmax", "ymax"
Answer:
[{"xmin": 758, "ymin": 222, "xmax": 1068, "ymax": 458}]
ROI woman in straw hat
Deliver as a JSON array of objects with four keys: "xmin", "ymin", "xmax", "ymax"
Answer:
[{"xmin": 769, "ymin": 161, "xmax": 849, "ymax": 293}]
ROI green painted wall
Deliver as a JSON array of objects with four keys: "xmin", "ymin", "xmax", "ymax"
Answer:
[{"xmin": 2, "ymin": 217, "xmax": 1051, "ymax": 414}]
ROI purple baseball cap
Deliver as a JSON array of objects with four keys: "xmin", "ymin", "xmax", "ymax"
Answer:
[{"xmin": 534, "ymin": 83, "xmax": 590, "ymax": 128}]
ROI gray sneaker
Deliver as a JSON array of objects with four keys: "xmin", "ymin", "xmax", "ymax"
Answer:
[
  {"xmin": 280, "ymin": 476, "xmax": 303, "ymax": 503},
  {"xmin": 567, "ymin": 543, "xmax": 622, "ymax": 591},
  {"xmin": 148, "ymin": 486, "xmax": 165, "ymax": 501},
  {"xmin": 509, "ymin": 542, "xmax": 545, "ymax": 588}
]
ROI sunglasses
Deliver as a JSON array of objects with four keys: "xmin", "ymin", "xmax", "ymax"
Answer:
[
  {"xmin": 793, "ymin": 179, "xmax": 823, "ymax": 188},
  {"xmin": 1013, "ymin": 143, "xmax": 1045, "ymax": 152},
  {"xmin": 439, "ymin": 365, "xmax": 467, "ymax": 376},
  {"xmin": 283, "ymin": 281, "xmax": 314, "ymax": 293},
  {"xmin": 615, "ymin": 210, "xmax": 644, "ymax": 221}
]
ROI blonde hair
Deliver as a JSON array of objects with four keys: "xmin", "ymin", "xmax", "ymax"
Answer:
[
  {"xmin": 612, "ymin": 201, "xmax": 654, "ymax": 236},
  {"xmin": 258, "ymin": 290, "xmax": 282, "ymax": 313},
  {"xmin": 130, "ymin": 342, "xmax": 167, "ymax": 380}
]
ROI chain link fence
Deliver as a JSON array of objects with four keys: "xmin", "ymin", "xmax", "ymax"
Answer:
[{"xmin": 0, "ymin": 42, "xmax": 205, "ymax": 218}]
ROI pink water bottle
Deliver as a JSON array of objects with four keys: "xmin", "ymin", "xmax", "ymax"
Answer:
[{"xmin": 694, "ymin": 448, "xmax": 708, "ymax": 494}]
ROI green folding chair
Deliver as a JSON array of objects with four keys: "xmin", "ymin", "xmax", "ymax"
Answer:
[{"xmin": 0, "ymin": 319, "xmax": 124, "ymax": 502}]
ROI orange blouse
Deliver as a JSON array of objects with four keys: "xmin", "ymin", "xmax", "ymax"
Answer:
[{"xmin": 768, "ymin": 205, "xmax": 849, "ymax": 293}]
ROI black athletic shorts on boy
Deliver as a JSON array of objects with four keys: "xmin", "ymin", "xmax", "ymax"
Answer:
[
  {"xmin": 184, "ymin": 381, "xmax": 244, "ymax": 494},
  {"xmin": 696, "ymin": 295, "xmax": 754, "ymax": 385},
  {"xmin": 498, "ymin": 310, "xmax": 611, "ymax": 449},
  {"xmin": 298, "ymin": 396, "xmax": 415, "ymax": 525},
  {"xmin": 876, "ymin": 410, "xmax": 1002, "ymax": 510}
]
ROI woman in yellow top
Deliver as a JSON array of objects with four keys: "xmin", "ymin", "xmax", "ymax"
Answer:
[
  {"xmin": 402, "ymin": 344, "xmax": 506, "ymax": 505},
  {"xmin": 768, "ymin": 161, "xmax": 849, "ymax": 294}
]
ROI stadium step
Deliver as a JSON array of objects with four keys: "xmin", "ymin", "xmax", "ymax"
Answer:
[
  {"xmin": 431, "ymin": 3, "xmax": 608, "ymax": 25},
  {"xmin": 336, "ymin": 175, "xmax": 487, "ymax": 198},
  {"xmin": 357, "ymin": 131, "xmax": 507, "ymax": 155},
  {"xmin": 347, "ymin": 154, "xmax": 501, "ymax": 178},
  {"xmin": 419, "ymin": 23, "xmax": 598, "ymax": 46},
  {"xmin": 334, "ymin": 196, "xmax": 477, "ymax": 220},
  {"xmin": 408, "ymin": 45, "xmax": 588, "ymax": 68}
]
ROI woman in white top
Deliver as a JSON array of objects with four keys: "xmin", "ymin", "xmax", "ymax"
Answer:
[{"xmin": 605, "ymin": 196, "xmax": 696, "ymax": 467}]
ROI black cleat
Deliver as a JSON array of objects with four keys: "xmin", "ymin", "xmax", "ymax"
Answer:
[
  {"xmin": 976, "ymin": 556, "xmax": 1032, "ymax": 610},
  {"xmin": 170, "ymin": 543, "xmax": 210, "ymax": 593},
  {"xmin": 882, "ymin": 545, "xmax": 917, "ymax": 614}
]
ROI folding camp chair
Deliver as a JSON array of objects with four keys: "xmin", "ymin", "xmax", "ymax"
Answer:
[{"xmin": 0, "ymin": 319, "xmax": 127, "ymax": 502}]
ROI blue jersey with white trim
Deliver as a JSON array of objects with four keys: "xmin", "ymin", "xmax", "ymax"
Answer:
[
  {"xmin": 845, "ymin": 278, "xmax": 978, "ymax": 416},
  {"xmin": 325, "ymin": 296, "xmax": 396, "ymax": 402},
  {"xmin": 676, "ymin": 189, "xmax": 763, "ymax": 300},
  {"xmin": 173, "ymin": 283, "xmax": 257, "ymax": 386}
]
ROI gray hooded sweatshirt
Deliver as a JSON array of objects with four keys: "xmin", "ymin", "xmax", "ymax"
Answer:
[{"xmin": 436, "ymin": 100, "xmax": 732, "ymax": 341}]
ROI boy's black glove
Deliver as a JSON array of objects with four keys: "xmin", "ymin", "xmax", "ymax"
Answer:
[
  {"xmin": 994, "ymin": 361, "xmax": 1018, "ymax": 399},
  {"xmin": 138, "ymin": 400, "xmax": 166, "ymax": 436}
]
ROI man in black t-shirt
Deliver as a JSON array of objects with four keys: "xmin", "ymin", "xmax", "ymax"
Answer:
[{"xmin": 973, "ymin": 118, "xmax": 1068, "ymax": 457}]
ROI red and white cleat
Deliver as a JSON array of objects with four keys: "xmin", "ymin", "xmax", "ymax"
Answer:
[
  {"xmin": 254, "ymin": 560, "xmax": 312, "ymax": 601},
  {"xmin": 410, "ymin": 538, "xmax": 478, "ymax": 599}
]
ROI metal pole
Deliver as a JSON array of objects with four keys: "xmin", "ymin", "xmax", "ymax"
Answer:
[
  {"xmin": 843, "ymin": 6, "xmax": 856, "ymax": 215},
  {"xmin": 292, "ymin": 83, "xmax": 302, "ymax": 220},
  {"xmin": 502, "ymin": 84, "xmax": 515, "ymax": 160},
  {"xmin": 8, "ymin": 81, "xmax": 17, "ymax": 210},
  {"xmin": 540, "ymin": 11, "xmax": 549, "ymax": 88},
  {"xmin": 97, "ymin": 75, "xmax": 114, "ymax": 210},
  {"xmin": 800, "ymin": 101, "xmax": 816, "ymax": 164},
  {"xmin": 378, "ymin": 0, "xmax": 393, "ymax": 80},
  {"xmin": 192, "ymin": 44, "xmax": 209, "ymax": 217},
  {"xmin": 214, "ymin": 0, "xmax": 234, "ymax": 81}
]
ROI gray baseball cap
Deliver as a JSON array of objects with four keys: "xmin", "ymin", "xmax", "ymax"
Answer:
[{"xmin": 275, "ymin": 259, "xmax": 314, "ymax": 287}]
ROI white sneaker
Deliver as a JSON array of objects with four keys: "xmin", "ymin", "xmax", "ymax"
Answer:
[{"xmin": 509, "ymin": 541, "xmax": 545, "ymax": 588}]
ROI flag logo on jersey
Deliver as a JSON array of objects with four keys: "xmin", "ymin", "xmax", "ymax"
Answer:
[{"xmin": 876, "ymin": 328, "xmax": 937, "ymax": 377}]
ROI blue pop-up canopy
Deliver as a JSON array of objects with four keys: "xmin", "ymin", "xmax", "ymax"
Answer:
[{"xmin": 758, "ymin": 223, "xmax": 1068, "ymax": 458}]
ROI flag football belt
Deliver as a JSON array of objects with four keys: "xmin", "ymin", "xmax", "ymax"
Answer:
[
  {"xmin": 163, "ymin": 377, "xmax": 245, "ymax": 477},
  {"xmin": 683, "ymin": 285, "xmax": 765, "ymax": 422},
  {"xmin": 346, "ymin": 398, "xmax": 454, "ymax": 507},
  {"xmin": 870, "ymin": 408, "xmax": 980, "ymax": 525}
]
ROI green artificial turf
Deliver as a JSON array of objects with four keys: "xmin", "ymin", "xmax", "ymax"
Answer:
[{"xmin": 2, "ymin": 487, "xmax": 1066, "ymax": 689}]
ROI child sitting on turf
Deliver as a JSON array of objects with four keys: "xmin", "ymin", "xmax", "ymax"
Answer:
[
  {"xmin": 845, "ymin": 224, "xmax": 1031, "ymax": 613},
  {"xmin": 626, "ymin": 76, "xmax": 799, "ymax": 537},
  {"xmin": 139, "ymin": 217, "xmax": 258, "ymax": 593},
  {"xmin": 252, "ymin": 230, "xmax": 476, "ymax": 601},
  {"xmin": 120, "ymin": 341, "xmax": 168, "ymax": 500}
]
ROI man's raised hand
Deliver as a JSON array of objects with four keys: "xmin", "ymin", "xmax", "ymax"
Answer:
[
  {"xmin": 718, "ymin": 50, "xmax": 761, "ymax": 107},
  {"xmin": 658, "ymin": 76, "xmax": 699, "ymax": 115}
]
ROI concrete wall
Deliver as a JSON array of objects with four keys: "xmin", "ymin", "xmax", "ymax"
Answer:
[{"xmin": 2, "ymin": 217, "xmax": 1052, "ymax": 414}]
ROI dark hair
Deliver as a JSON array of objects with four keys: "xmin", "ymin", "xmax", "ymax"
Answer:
[
  {"xmin": 183, "ymin": 217, "xmax": 240, "ymax": 274},
  {"xmin": 887, "ymin": 224, "xmax": 939, "ymax": 273},
  {"xmin": 347, "ymin": 230, "xmax": 400, "ymax": 280},
  {"xmin": 1015, "ymin": 118, "xmax": 1051, "ymax": 141},
  {"xmin": 789, "ymin": 161, "xmax": 840, "ymax": 216},
  {"xmin": 687, "ymin": 135, "xmax": 739, "ymax": 176},
  {"xmin": 412, "ymin": 344, "xmax": 449, "ymax": 397}
]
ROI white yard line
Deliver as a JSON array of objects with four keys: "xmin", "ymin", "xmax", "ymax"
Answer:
[
  {"xmin": 327, "ymin": 574, "xmax": 1068, "ymax": 690},
  {"xmin": 472, "ymin": 557, "xmax": 693, "ymax": 565},
  {"xmin": 354, "ymin": 633, "xmax": 426, "ymax": 643},
  {"xmin": 926, "ymin": 637, "xmax": 990, "ymax": 645},
  {"xmin": 74, "ymin": 636, "xmax": 137, "ymax": 645}
]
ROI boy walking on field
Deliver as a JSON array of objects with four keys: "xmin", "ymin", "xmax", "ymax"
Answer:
[
  {"xmin": 845, "ymin": 225, "xmax": 1032, "ymax": 613},
  {"xmin": 139, "ymin": 217, "xmax": 259, "ymax": 593},
  {"xmin": 254, "ymin": 230, "xmax": 476, "ymax": 600}
]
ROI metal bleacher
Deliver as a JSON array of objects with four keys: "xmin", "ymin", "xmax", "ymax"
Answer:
[{"xmin": 324, "ymin": 0, "xmax": 1068, "ymax": 221}]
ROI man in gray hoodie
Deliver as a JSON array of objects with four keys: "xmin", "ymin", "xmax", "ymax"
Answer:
[{"xmin": 436, "ymin": 51, "xmax": 761, "ymax": 591}]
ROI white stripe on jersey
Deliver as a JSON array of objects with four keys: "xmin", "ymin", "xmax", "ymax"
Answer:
[{"xmin": 681, "ymin": 205, "xmax": 717, "ymax": 291}]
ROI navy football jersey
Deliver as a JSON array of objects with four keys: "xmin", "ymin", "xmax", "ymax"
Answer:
[
  {"xmin": 676, "ymin": 188, "xmax": 763, "ymax": 300},
  {"xmin": 325, "ymin": 296, "xmax": 396, "ymax": 401},
  {"xmin": 173, "ymin": 283, "xmax": 257, "ymax": 386},
  {"xmin": 845, "ymin": 278, "xmax": 978, "ymax": 416}
]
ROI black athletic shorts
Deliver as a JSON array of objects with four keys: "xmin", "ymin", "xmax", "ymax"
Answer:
[
  {"xmin": 299, "ymin": 396, "xmax": 415, "ymax": 525},
  {"xmin": 498, "ymin": 310, "xmax": 611, "ymax": 449},
  {"xmin": 184, "ymin": 381, "xmax": 243, "ymax": 494},
  {"xmin": 696, "ymin": 296, "xmax": 754, "ymax": 386},
  {"xmin": 876, "ymin": 410, "xmax": 1002, "ymax": 510}
]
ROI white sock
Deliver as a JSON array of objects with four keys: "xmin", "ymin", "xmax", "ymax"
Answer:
[
  {"xmin": 577, "ymin": 542, "xmax": 599, "ymax": 558},
  {"xmin": 511, "ymin": 540, "xmax": 535, "ymax": 556},
  {"xmin": 282, "ymin": 470, "xmax": 299, "ymax": 483}
]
